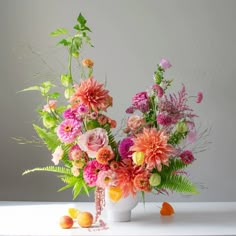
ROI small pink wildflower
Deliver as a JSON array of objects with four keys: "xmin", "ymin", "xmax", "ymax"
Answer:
[
  {"xmin": 179, "ymin": 150, "xmax": 195, "ymax": 164},
  {"xmin": 159, "ymin": 58, "xmax": 172, "ymax": 70},
  {"xmin": 43, "ymin": 100, "xmax": 57, "ymax": 112},
  {"xmin": 152, "ymin": 84, "xmax": 164, "ymax": 98},
  {"xmin": 196, "ymin": 92, "xmax": 203, "ymax": 103}
]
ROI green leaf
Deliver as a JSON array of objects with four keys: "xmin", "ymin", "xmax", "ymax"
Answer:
[
  {"xmin": 33, "ymin": 124, "xmax": 60, "ymax": 151},
  {"xmin": 23, "ymin": 166, "xmax": 71, "ymax": 176},
  {"xmin": 61, "ymin": 74, "xmax": 72, "ymax": 87},
  {"xmin": 82, "ymin": 180, "xmax": 90, "ymax": 196},
  {"xmin": 160, "ymin": 175, "xmax": 199, "ymax": 194},
  {"xmin": 58, "ymin": 38, "xmax": 72, "ymax": 46},
  {"xmin": 64, "ymin": 87, "xmax": 74, "ymax": 99},
  {"xmin": 49, "ymin": 92, "xmax": 60, "ymax": 99},
  {"xmin": 73, "ymin": 181, "xmax": 83, "ymax": 200},
  {"xmin": 18, "ymin": 85, "xmax": 40, "ymax": 93},
  {"xmin": 71, "ymin": 37, "xmax": 82, "ymax": 52},
  {"xmin": 50, "ymin": 28, "xmax": 68, "ymax": 36},
  {"xmin": 77, "ymin": 13, "xmax": 87, "ymax": 26}
]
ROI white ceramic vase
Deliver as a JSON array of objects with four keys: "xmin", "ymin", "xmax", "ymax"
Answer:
[{"xmin": 104, "ymin": 190, "xmax": 139, "ymax": 222}]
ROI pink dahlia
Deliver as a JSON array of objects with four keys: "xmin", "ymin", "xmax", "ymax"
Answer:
[
  {"xmin": 179, "ymin": 150, "xmax": 195, "ymax": 164},
  {"xmin": 83, "ymin": 160, "xmax": 108, "ymax": 187},
  {"xmin": 118, "ymin": 137, "xmax": 134, "ymax": 159},
  {"xmin": 57, "ymin": 119, "xmax": 82, "ymax": 143}
]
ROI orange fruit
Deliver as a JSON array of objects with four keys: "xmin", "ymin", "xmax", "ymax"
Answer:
[
  {"xmin": 108, "ymin": 186, "xmax": 123, "ymax": 202},
  {"xmin": 77, "ymin": 211, "xmax": 93, "ymax": 228},
  {"xmin": 59, "ymin": 215, "xmax": 74, "ymax": 229},
  {"xmin": 160, "ymin": 202, "xmax": 175, "ymax": 216}
]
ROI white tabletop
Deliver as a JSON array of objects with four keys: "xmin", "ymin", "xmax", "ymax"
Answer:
[{"xmin": 0, "ymin": 201, "xmax": 235, "ymax": 235}]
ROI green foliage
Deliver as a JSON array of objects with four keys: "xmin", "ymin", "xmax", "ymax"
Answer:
[
  {"xmin": 22, "ymin": 166, "xmax": 71, "ymax": 176},
  {"xmin": 33, "ymin": 124, "xmax": 60, "ymax": 151},
  {"xmin": 50, "ymin": 28, "xmax": 68, "ymax": 36},
  {"xmin": 159, "ymin": 174, "xmax": 199, "ymax": 194}
]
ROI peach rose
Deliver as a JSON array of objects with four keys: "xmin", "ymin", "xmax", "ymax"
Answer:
[
  {"xmin": 127, "ymin": 115, "xmax": 145, "ymax": 132},
  {"xmin": 78, "ymin": 128, "xmax": 109, "ymax": 158}
]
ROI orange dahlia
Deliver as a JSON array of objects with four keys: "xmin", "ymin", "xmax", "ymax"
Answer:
[
  {"xmin": 70, "ymin": 77, "xmax": 111, "ymax": 112},
  {"xmin": 131, "ymin": 128, "xmax": 175, "ymax": 171},
  {"xmin": 133, "ymin": 173, "xmax": 151, "ymax": 192},
  {"xmin": 114, "ymin": 158, "xmax": 146, "ymax": 197}
]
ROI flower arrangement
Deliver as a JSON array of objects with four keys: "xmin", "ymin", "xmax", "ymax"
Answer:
[{"xmin": 22, "ymin": 14, "xmax": 205, "ymax": 221}]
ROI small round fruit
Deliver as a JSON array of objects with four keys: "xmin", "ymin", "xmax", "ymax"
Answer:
[
  {"xmin": 77, "ymin": 211, "xmax": 93, "ymax": 228},
  {"xmin": 59, "ymin": 215, "xmax": 74, "ymax": 229}
]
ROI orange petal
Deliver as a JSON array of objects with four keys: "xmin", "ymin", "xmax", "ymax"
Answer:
[{"xmin": 160, "ymin": 202, "xmax": 175, "ymax": 216}]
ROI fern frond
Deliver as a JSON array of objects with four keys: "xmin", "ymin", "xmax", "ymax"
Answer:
[
  {"xmin": 22, "ymin": 166, "xmax": 71, "ymax": 176},
  {"xmin": 103, "ymin": 124, "xmax": 117, "ymax": 150},
  {"xmin": 33, "ymin": 124, "xmax": 60, "ymax": 151},
  {"xmin": 162, "ymin": 158, "xmax": 188, "ymax": 175},
  {"xmin": 160, "ymin": 175, "xmax": 199, "ymax": 194}
]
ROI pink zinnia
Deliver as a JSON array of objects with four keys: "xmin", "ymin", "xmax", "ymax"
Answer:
[
  {"xmin": 83, "ymin": 160, "xmax": 108, "ymax": 187},
  {"xmin": 96, "ymin": 170, "xmax": 116, "ymax": 188},
  {"xmin": 118, "ymin": 137, "xmax": 134, "ymax": 159},
  {"xmin": 57, "ymin": 119, "xmax": 82, "ymax": 143},
  {"xmin": 196, "ymin": 92, "xmax": 203, "ymax": 103},
  {"xmin": 63, "ymin": 107, "xmax": 81, "ymax": 121},
  {"xmin": 179, "ymin": 150, "xmax": 195, "ymax": 164}
]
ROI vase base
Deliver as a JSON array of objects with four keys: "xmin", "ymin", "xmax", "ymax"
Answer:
[{"xmin": 107, "ymin": 210, "xmax": 131, "ymax": 222}]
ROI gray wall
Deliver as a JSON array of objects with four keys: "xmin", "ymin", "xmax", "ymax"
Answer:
[{"xmin": 1, "ymin": 0, "xmax": 236, "ymax": 202}]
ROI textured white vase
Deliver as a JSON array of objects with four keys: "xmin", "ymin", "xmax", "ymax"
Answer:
[{"xmin": 104, "ymin": 190, "xmax": 139, "ymax": 222}]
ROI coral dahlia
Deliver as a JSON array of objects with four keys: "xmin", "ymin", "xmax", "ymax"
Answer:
[{"xmin": 131, "ymin": 128, "xmax": 176, "ymax": 171}]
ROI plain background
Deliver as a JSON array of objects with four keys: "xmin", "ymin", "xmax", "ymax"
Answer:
[{"xmin": 0, "ymin": 0, "xmax": 236, "ymax": 202}]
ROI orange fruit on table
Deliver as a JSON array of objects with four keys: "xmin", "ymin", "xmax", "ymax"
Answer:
[
  {"xmin": 160, "ymin": 202, "xmax": 175, "ymax": 216},
  {"xmin": 77, "ymin": 211, "xmax": 93, "ymax": 228},
  {"xmin": 59, "ymin": 215, "xmax": 74, "ymax": 229}
]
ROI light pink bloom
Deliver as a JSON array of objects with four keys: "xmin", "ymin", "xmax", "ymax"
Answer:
[
  {"xmin": 96, "ymin": 170, "xmax": 116, "ymax": 188},
  {"xmin": 51, "ymin": 146, "xmax": 64, "ymax": 165},
  {"xmin": 57, "ymin": 119, "xmax": 82, "ymax": 143},
  {"xmin": 159, "ymin": 58, "xmax": 172, "ymax": 70},
  {"xmin": 78, "ymin": 128, "xmax": 109, "ymax": 158},
  {"xmin": 187, "ymin": 130, "xmax": 197, "ymax": 143},
  {"xmin": 43, "ymin": 100, "xmax": 57, "ymax": 112},
  {"xmin": 77, "ymin": 104, "xmax": 89, "ymax": 114},
  {"xmin": 71, "ymin": 166, "xmax": 80, "ymax": 177},
  {"xmin": 196, "ymin": 92, "xmax": 203, "ymax": 103},
  {"xmin": 127, "ymin": 115, "xmax": 145, "ymax": 132}
]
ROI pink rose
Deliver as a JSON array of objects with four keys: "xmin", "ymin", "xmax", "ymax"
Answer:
[
  {"xmin": 159, "ymin": 58, "xmax": 172, "ymax": 70},
  {"xmin": 127, "ymin": 115, "xmax": 145, "ymax": 132},
  {"xmin": 78, "ymin": 128, "xmax": 109, "ymax": 158}
]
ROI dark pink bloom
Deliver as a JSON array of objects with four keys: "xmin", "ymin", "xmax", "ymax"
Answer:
[
  {"xmin": 196, "ymin": 92, "xmax": 203, "ymax": 103},
  {"xmin": 77, "ymin": 104, "xmax": 89, "ymax": 114},
  {"xmin": 159, "ymin": 58, "xmax": 172, "ymax": 70},
  {"xmin": 63, "ymin": 107, "xmax": 81, "ymax": 121},
  {"xmin": 152, "ymin": 84, "xmax": 164, "ymax": 98},
  {"xmin": 180, "ymin": 150, "xmax": 195, "ymax": 164},
  {"xmin": 83, "ymin": 160, "xmax": 108, "ymax": 187},
  {"xmin": 118, "ymin": 137, "xmax": 134, "ymax": 159},
  {"xmin": 157, "ymin": 113, "xmax": 172, "ymax": 126},
  {"xmin": 125, "ymin": 106, "xmax": 135, "ymax": 114},
  {"xmin": 57, "ymin": 119, "xmax": 82, "ymax": 143},
  {"xmin": 132, "ymin": 91, "xmax": 149, "ymax": 113}
]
